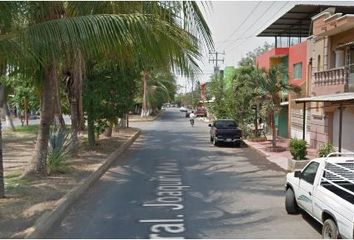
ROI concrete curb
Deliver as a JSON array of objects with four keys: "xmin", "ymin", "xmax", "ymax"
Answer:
[
  {"xmin": 25, "ymin": 130, "xmax": 141, "ymax": 239},
  {"xmin": 129, "ymin": 111, "xmax": 162, "ymax": 122}
]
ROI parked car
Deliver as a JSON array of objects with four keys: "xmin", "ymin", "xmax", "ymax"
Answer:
[
  {"xmin": 179, "ymin": 106, "xmax": 187, "ymax": 112},
  {"xmin": 195, "ymin": 108, "xmax": 207, "ymax": 117},
  {"xmin": 208, "ymin": 119, "xmax": 242, "ymax": 146},
  {"xmin": 285, "ymin": 152, "xmax": 354, "ymax": 239}
]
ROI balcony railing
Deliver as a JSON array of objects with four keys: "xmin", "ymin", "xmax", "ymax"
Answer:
[{"xmin": 314, "ymin": 67, "xmax": 348, "ymax": 86}]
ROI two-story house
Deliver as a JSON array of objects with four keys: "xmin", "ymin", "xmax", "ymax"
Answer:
[{"xmin": 304, "ymin": 8, "xmax": 354, "ymax": 152}]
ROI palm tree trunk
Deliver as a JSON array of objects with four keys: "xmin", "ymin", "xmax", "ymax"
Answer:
[
  {"xmin": 75, "ymin": 51, "xmax": 85, "ymax": 131},
  {"xmin": 3, "ymin": 97, "xmax": 16, "ymax": 131},
  {"xmin": 141, "ymin": 70, "xmax": 149, "ymax": 117},
  {"xmin": 4, "ymin": 106, "xmax": 15, "ymax": 132},
  {"xmin": 26, "ymin": 62, "xmax": 56, "ymax": 176},
  {"xmin": 0, "ymin": 86, "xmax": 15, "ymax": 131},
  {"xmin": 0, "ymin": 116, "xmax": 4, "ymax": 198},
  {"xmin": 54, "ymin": 76, "xmax": 65, "ymax": 129},
  {"xmin": 68, "ymin": 50, "xmax": 84, "ymax": 152}
]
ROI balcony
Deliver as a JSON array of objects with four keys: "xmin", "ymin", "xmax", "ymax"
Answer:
[{"xmin": 314, "ymin": 67, "xmax": 347, "ymax": 86}]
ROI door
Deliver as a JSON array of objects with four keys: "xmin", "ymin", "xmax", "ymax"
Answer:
[
  {"xmin": 297, "ymin": 162, "xmax": 320, "ymax": 213},
  {"xmin": 333, "ymin": 109, "xmax": 354, "ymax": 152}
]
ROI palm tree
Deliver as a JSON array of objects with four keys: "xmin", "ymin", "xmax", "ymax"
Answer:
[
  {"xmin": 0, "ymin": 2, "xmax": 212, "ymax": 176},
  {"xmin": 146, "ymin": 70, "xmax": 177, "ymax": 114},
  {"xmin": 253, "ymin": 65, "xmax": 300, "ymax": 148}
]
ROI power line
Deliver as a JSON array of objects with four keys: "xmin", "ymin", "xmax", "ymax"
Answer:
[
  {"xmin": 224, "ymin": 1, "xmax": 278, "ymax": 51},
  {"xmin": 227, "ymin": 1, "xmax": 291, "ymax": 53},
  {"xmin": 221, "ymin": 1, "xmax": 262, "ymax": 50},
  {"xmin": 209, "ymin": 51, "xmax": 225, "ymax": 73}
]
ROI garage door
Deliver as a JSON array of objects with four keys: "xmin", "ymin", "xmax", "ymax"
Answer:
[{"xmin": 333, "ymin": 109, "xmax": 354, "ymax": 152}]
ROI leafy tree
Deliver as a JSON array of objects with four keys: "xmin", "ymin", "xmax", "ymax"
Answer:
[
  {"xmin": 2, "ymin": 75, "xmax": 40, "ymax": 126},
  {"xmin": 250, "ymin": 65, "xmax": 301, "ymax": 147},
  {"xmin": 0, "ymin": 2, "xmax": 211, "ymax": 176},
  {"xmin": 239, "ymin": 42, "xmax": 274, "ymax": 67},
  {"xmin": 84, "ymin": 62, "xmax": 138, "ymax": 147},
  {"xmin": 209, "ymin": 71, "xmax": 228, "ymax": 118}
]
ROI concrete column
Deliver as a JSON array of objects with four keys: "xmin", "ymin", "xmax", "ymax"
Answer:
[{"xmin": 335, "ymin": 50, "xmax": 344, "ymax": 67}]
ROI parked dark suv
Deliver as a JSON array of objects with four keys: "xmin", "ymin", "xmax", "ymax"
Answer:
[{"xmin": 209, "ymin": 119, "xmax": 242, "ymax": 146}]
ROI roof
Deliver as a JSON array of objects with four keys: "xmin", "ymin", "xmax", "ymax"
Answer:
[
  {"xmin": 294, "ymin": 92, "xmax": 354, "ymax": 103},
  {"xmin": 258, "ymin": 4, "xmax": 354, "ymax": 37}
]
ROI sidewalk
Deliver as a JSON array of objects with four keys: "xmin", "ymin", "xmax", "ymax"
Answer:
[{"xmin": 244, "ymin": 137, "xmax": 317, "ymax": 171}]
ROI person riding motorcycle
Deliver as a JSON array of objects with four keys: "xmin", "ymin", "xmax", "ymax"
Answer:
[{"xmin": 189, "ymin": 111, "xmax": 195, "ymax": 126}]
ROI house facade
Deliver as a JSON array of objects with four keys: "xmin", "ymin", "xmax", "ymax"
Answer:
[
  {"xmin": 256, "ymin": 48, "xmax": 289, "ymax": 138},
  {"xmin": 308, "ymin": 8, "xmax": 354, "ymax": 152},
  {"xmin": 288, "ymin": 41, "xmax": 311, "ymax": 142},
  {"xmin": 255, "ymin": 5, "xmax": 354, "ymax": 152},
  {"xmin": 256, "ymin": 44, "xmax": 309, "ymax": 139}
]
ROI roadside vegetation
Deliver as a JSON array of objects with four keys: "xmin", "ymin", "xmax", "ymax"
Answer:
[
  {"xmin": 206, "ymin": 42, "xmax": 301, "ymax": 147},
  {"xmin": 0, "ymin": 2, "xmax": 213, "ymax": 198}
]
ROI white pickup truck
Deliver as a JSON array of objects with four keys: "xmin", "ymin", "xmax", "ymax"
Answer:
[{"xmin": 285, "ymin": 152, "xmax": 354, "ymax": 239}]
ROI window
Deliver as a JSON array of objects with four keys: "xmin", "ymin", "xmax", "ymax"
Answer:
[
  {"xmin": 215, "ymin": 121, "xmax": 237, "ymax": 129},
  {"xmin": 301, "ymin": 162, "xmax": 320, "ymax": 184},
  {"xmin": 293, "ymin": 63, "xmax": 302, "ymax": 80}
]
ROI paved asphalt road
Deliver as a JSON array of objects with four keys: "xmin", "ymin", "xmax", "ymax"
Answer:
[{"xmin": 48, "ymin": 108, "xmax": 322, "ymax": 239}]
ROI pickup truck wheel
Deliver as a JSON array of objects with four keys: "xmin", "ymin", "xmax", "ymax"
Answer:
[
  {"xmin": 322, "ymin": 219, "xmax": 339, "ymax": 239},
  {"xmin": 285, "ymin": 188, "xmax": 299, "ymax": 214}
]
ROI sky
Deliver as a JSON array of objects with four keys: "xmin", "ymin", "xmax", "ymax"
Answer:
[{"xmin": 177, "ymin": 0, "xmax": 354, "ymax": 93}]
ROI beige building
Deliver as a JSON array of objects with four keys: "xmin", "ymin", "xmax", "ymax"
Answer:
[{"xmin": 305, "ymin": 8, "xmax": 354, "ymax": 152}]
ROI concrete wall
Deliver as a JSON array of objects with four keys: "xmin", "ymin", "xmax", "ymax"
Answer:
[
  {"xmin": 288, "ymin": 41, "xmax": 309, "ymax": 140},
  {"xmin": 289, "ymin": 41, "xmax": 308, "ymax": 86},
  {"xmin": 312, "ymin": 37, "xmax": 326, "ymax": 73},
  {"xmin": 256, "ymin": 48, "xmax": 289, "ymax": 70}
]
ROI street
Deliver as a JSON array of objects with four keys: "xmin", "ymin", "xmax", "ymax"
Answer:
[{"xmin": 48, "ymin": 108, "xmax": 321, "ymax": 238}]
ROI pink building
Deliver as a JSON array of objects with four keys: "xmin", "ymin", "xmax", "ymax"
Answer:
[{"xmin": 256, "ymin": 42, "xmax": 309, "ymax": 139}]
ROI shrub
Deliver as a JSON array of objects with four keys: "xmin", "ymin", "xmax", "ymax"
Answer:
[
  {"xmin": 318, "ymin": 143, "xmax": 335, "ymax": 157},
  {"xmin": 248, "ymin": 136, "xmax": 267, "ymax": 142},
  {"xmin": 47, "ymin": 128, "xmax": 72, "ymax": 174},
  {"xmin": 289, "ymin": 138, "xmax": 307, "ymax": 160}
]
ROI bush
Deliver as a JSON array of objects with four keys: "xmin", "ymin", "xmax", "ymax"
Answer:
[
  {"xmin": 47, "ymin": 128, "xmax": 72, "ymax": 174},
  {"xmin": 248, "ymin": 136, "xmax": 267, "ymax": 142},
  {"xmin": 289, "ymin": 138, "xmax": 307, "ymax": 160},
  {"xmin": 318, "ymin": 143, "xmax": 335, "ymax": 157}
]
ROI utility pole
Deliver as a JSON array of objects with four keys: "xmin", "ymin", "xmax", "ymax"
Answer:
[{"xmin": 209, "ymin": 51, "xmax": 225, "ymax": 73}]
